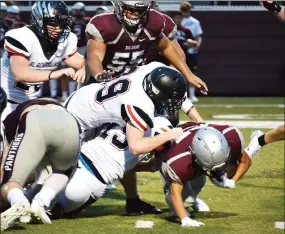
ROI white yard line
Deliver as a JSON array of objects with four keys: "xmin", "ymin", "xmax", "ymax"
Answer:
[
  {"xmin": 181, "ymin": 120, "xmax": 284, "ymax": 129},
  {"xmin": 196, "ymin": 104, "xmax": 284, "ymax": 108}
]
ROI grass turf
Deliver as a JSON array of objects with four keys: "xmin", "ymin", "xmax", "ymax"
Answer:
[{"xmin": 5, "ymin": 97, "xmax": 284, "ymax": 234}]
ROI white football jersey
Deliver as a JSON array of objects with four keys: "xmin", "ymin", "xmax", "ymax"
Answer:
[
  {"xmin": 81, "ymin": 123, "xmax": 150, "ymax": 184},
  {"xmin": 1, "ymin": 26, "xmax": 78, "ymax": 103},
  {"xmin": 66, "ymin": 62, "xmax": 167, "ymax": 132}
]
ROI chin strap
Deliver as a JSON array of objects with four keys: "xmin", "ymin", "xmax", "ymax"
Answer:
[{"xmin": 262, "ymin": 1, "xmax": 282, "ymax": 15}]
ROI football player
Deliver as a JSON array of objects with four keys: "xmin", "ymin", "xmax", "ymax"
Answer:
[
  {"xmin": 0, "ymin": 88, "xmax": 81, "ymax": 231},
  {"xmin": 85, "ymin": 1, "xmax": 207, "ymax": 94},
  {"xmin": 261, "ymin": 1, "xmax": 285, "ymax": 22},
  {"xmin": 1, "ymin": 1, "xmax": 86, "ymax": 121},
  {"xmin": 49, "ymin": 120, "xmax": 163, "ymax": 218},
  {"xmin": 157, "ymin": 118, "xmax": 251, "ymax": 227}
]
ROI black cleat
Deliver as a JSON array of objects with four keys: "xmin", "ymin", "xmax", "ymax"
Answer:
[{"xmin": 125, "ymin": 196, "xmax": 162, "ymax": 216}]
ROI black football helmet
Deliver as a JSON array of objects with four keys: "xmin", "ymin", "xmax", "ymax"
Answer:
[
  {"xmin": 143, "ymin": 66, "xmax": 187, "ymax": 117},
  {"xmin": 112, "ymin": 1, "xmax": 155, "ymax": 34},
  {"xmin": 0, "ymin": 87, "xmax": 7, "ymax": 116},
  {"xmin": 30, "ymin": 1, "xmax": 71, "ymax": 43}
]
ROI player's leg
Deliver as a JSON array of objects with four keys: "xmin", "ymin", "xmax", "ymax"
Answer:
[
  {"xmin": 54, "ymin": 159, "xmax": 106, "ymax": 218},
  {"xmin": 29, "ymin": 109, "xmax": 80, "ymax": 224},
  {"xmin": 246, "ymin": 125, "xmax": 284, "ymax": 158},
  {"xmin": 0, "ymin": 112, "xmax": 47, "ymax": 231},
  {"xmin": 120, "ymin": 171, "xmax": 162, "ymax": 215},
  {"xmin": 183, "ymin": 175, "xmax": 209, "ymax": 212}
]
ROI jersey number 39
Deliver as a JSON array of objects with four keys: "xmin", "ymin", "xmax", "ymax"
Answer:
[{"xmin": 95, "ymin": 78, "xmax": 131, "ymax": 103}]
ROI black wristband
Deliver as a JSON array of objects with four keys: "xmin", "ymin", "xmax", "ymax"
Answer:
[{"xmin": 262, "ymin": 1, "xmax": 282, "ymax": 15}]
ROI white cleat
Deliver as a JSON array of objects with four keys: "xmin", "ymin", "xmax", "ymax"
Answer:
[
  {"xmin": 245, "ymin": 130, "xmax": 264, "ymax": 159},
  {"xmin": 192, "ymin": 198, "xmax": 210, "ymax": 212},
  {"xmin": 30, "ymin": 199, "xmax": 52, "ymax": 224},
  {"xmin": 1, "ymin": 199, "xmax": 30, "ymax": 231}
]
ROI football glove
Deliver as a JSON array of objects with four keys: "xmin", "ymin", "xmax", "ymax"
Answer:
[
  {"xmin": 210, "ymin": 174, "xmax": 235, "ymax": 189},
  {"xmin": 181, "ymin": 217, "xmax": 205, "ymax": 227},
  {"xmin": 95, "ymin": 70, "xmax": 116, "ymax": 83}
]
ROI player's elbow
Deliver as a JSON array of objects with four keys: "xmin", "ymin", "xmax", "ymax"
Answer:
[{"xmin": 129, "ymin": 143, "xmax": 142, "ymax": 156}]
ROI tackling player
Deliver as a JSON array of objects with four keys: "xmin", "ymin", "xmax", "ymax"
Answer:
[
  {"xmin": 0, "ymin": 88, "xmax": 81, "ymax": 231},
  {"xmin": 1, "ymin": 1, "xmax": 86, "ymax": 121},
  {"xmin": 85, "ymin": 1, "xmax": 207, "ymax": 93}
]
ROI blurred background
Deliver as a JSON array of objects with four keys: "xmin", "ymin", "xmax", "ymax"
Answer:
[{"xmin": 1, "ymin": 1, "xmax": 284, "ymax": 98}]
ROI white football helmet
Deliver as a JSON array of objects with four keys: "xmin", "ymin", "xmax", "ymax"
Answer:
[
  {"xmin": 112, "ymin": 1, "xmax": 155, "ymax": 32},
  {"xmin": 190, "ymin": 127, "xmax": 231, "ymax": 173}
]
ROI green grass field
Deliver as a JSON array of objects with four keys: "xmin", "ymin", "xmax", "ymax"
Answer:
[{"xmin": 6, "ymin": 98, "xmax": 285, "ymax": 234}]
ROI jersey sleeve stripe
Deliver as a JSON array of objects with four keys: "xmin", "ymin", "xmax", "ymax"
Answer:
[
  {"xmin": 4, "ymin": 44, "xmax": 27, "ymax": 58},
  {"xmin": 126, "ymin": 105, "xmax": 147, "ymax": 132},
  {"xmin": 64, "ymin": 49, "xmax": 78, "ymax": 60},
  {"xmin": 4, "ymin": 36, "xmax": 29, "ymax": 57}
]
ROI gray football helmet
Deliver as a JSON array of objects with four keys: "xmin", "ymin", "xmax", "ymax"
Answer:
[{"xmin": 190, "ymin": 127, "xmax": 231, "ymax": 173}]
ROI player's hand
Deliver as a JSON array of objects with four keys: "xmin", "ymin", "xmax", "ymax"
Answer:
[
  {"xmin": 50, "ymin": 68, "xmax": 75, "ymax": 80},
  {"xmin": 181, "ymin": 217, "xmax": 205, "ymax": 227},
  {"xmin": 73, "ymin": 67, "xmax": 86, "ymax": 83},
  {"xmin": 210, "ymin": 175, "xmax": 235, "ymax": 189},
  {"xmin": 170, "ymin": 127, "xmax": 183, "ymax": 141},
  {"xmin": 95, "ymin": 70, "xmax": 116, "ymax": 83},
  {"xmin": 186, "ymin": 39, "xmax": 198, "ymax": 48},
  {"xmin": 190, "ymin": 75, "xmax": 208, "ymax": 95}
]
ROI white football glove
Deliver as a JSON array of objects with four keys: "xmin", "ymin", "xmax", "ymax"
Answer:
[
  {"xmin": 210, "ymin": 174, "xmax": 235, "ymax": 189},
  {"xmin": 181, "ymin": 217, "xmax": 205, "ymax": 227}
]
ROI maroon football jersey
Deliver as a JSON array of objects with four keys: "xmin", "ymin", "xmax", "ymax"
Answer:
[
  {"xmin": 86, "ymin": 10, "xmax": 165, "ymax": 74},
  {"xmin": 71, "ymin": 17, "xmax": 89, "ymax": 48},
  {"xmin": 145, "ymin": 13, "xmax": 177, "ymax": 65},
  {"xmin": 162, "ymin": 122, "xmax": 244, "ymax": 184}
]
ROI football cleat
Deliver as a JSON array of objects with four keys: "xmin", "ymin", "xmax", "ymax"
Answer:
[
  {"xmin": 1, "ymin": 199, "xmax": 30, "ymax": 231},
  {"xmin": 245, "ymin": 130, "xmax": 264, "ymax": 159},
  {"xmin": 192, "ymin": 198, "xmax": 210, "ymax": 212},
  {"xmin": 125, "ymin": 197, "xmax": 162, "ymax": 215},
  {"xmin": 30, "ymin": 198, "xmax": 52, "ymax": 224}
]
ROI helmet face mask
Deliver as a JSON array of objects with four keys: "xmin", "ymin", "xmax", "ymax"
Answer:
[
  {"xmin": 112, "ymin": 1, "xmax": 154, "ymax": 34},
  {"xmin": 31, "ymin": 1, "xmax": 71, "ymax": 43}
]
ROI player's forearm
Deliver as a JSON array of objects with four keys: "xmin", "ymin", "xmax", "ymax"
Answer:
[
  {"xmin": 162, "ymin": 46, "xmax": 197, "ymax": 86},
  {"xmin": 64, "ymin": 53, "xmax": 85, "ymax": 70},
  {"xmin": 12, "ymin": 66, "xmax": 52, "ymax": 83},
  {"xmin": 187, "ymin": 107, "xmax": 204, "ymax": 123},
  {"xmin": 232, "ymin": 152, "xmax": 252, "ymax": 183},
  {"xmin": 87, "ymin": 54, "xmax": 104, "ymax": 78},
  {"xmin": 170, "ymin": 192, "xmax": 189, "ymax": 220},
  {"xmin": 129, "ymin": 132, "xmax": 174, "ymax": 155}
]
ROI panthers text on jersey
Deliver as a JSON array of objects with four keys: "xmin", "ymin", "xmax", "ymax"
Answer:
[
  {"xmin": 161, "ymin": 121, "xmax": 245, "ymax": 185},
  {"xmin": 65, "ymin": 62, "xmax": 169, "ymax": 132},
  {"xmin": 86, "ymin": 9, "xmax": 166, "ymax": 74},
  {"xmin": 1, "ymin": 26, "xmax": 78, "ymax": 103}
]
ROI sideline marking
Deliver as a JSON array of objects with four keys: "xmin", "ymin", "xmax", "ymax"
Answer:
[
  {"xmin": 275, "ymin": 222, "xmax": 285, "ymax": 229},
  {"xmin": 196, "ymin": 104, "xmax": 284, "ymax": 108},
  {"xmin": 212, "ymin": 114, "xmax": 284, "ymax": 120}
]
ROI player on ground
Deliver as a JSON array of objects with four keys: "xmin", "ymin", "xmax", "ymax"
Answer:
[
  {"xmin": 85, "ymin": 1, "xmax": 207, "ymax": 94},
  {"xmin": 261, "ymin": 1, "xmax": 285, "ymax": 22},
  {"xmin": 157, "ymin": 118, "xmax": 251, "ymax": 227},
  {"xmin": 1, "ymin": 1, "xmax": 86, "ymax": 121},
  {"xmin": 0, "ymin": 89, "xmax": 81, "ymax": 231}
]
